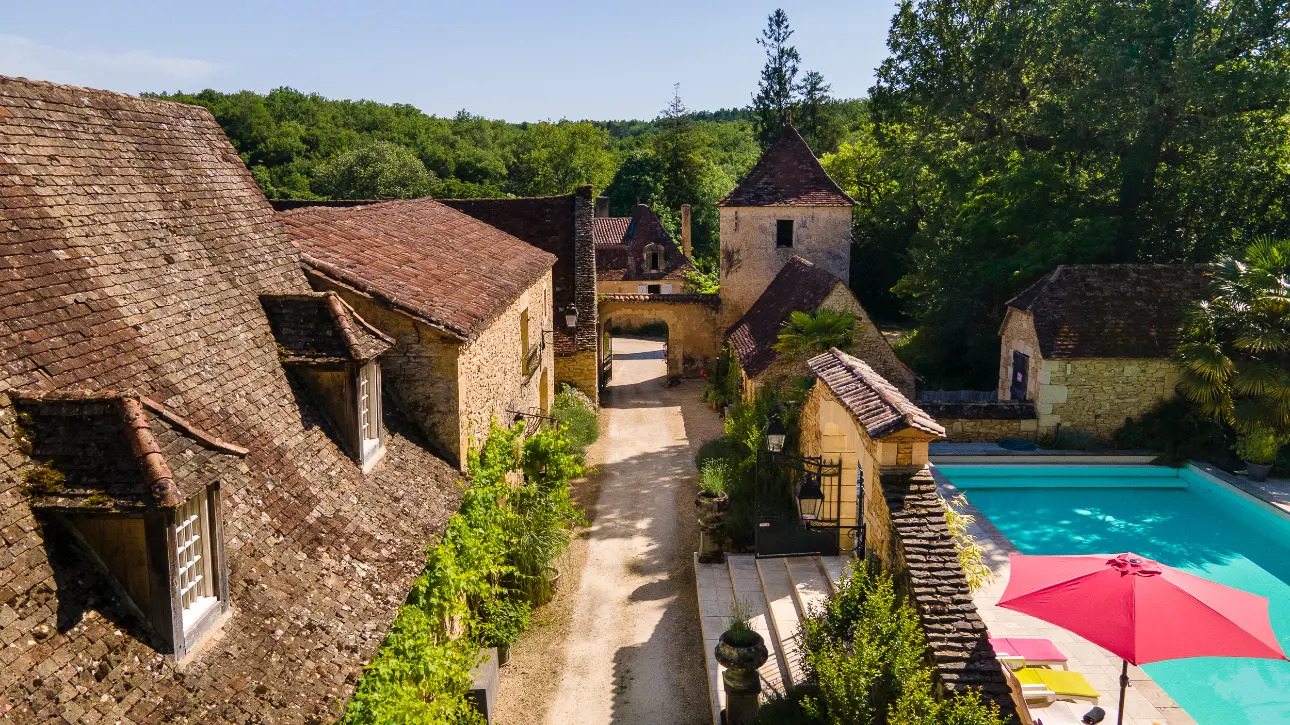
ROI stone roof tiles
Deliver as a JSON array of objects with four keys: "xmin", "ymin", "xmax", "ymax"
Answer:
[
  {"xmin": 1006, "ymin": 264, "xmax": 1210, "ymax": 359},
  {"xmin": 0, "ymin": 75, "xmax": 460, "ymax": 723},
  {"xmin": 278, "ymin": 199, "xmax": 556, "ymax": 341},
  {"xmin": 442, "ymin": 189, "xmax": 598, "ymax": 355},
  {"xmin": 881, "ymin": 469, "xmax": 1017, "ymax": 717},
  {"xmin": 261, "ymin": 291, "xmax": 393, "ymax": 365},
  {"xmin": 719, "ymin": 125, "xmax": 855, "ymax": 208},
  {"xmin": 726, "ymin": 257, "xmax": 843, "ymax": 377},
  {"xmin": 808, "ymin": 348, "xmax": 945, "ymax": 439}
]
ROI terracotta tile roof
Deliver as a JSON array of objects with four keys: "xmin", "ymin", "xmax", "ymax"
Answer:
[
  {"xmin": 279, "ymin": 199, "xmax": 555, "ymax": 341},
  {"xmin": 11, "ymin": 392, "xmax": 248, "ymax": 511},
  {"xmin": 600, "ymin": 292, "xmax": 720, "ymax": 306},
  {"xmin": 1006, "ymin": 264, "xmax": 1209, "ymax": 359},
  {"xmin": 594, "ymin": 205, "xmax": 693, "ymax": 283},
  {"xmin": 261, "ymin": 291, "xmax": 393, "ymax": 364},
  {"xmin": 808, "ymin": 348, "xmax": 945, "ymax": 439},
  {"xmin": 882, "ymin": 468, "xmax": 1016, "ymax": 716},
  {"xmin": 726, "ymin": 257, "xmax": 843, "ymax": 376},
  {"xmin": 0, "ymin": 76, "xmax": 460, "ymax": 724},
  {"xmin": 442, "ymin": 190, "xmax": 598, "ymax": 355},
  {"xmin": 718, "ymin": 126, "xmax": 855, "ymax": 208},
  {"xmin": 592, "ymin": 216, "xmax": 631, "ymax": 246}
]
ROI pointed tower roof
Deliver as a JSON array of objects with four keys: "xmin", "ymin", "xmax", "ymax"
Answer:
[{"xmin": 719, "ymin": 125, "xmax": 856, "ymax": 207}]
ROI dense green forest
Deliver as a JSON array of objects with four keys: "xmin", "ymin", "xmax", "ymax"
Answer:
[{"xmin": 154, "ymin": 1, "xmax": 1290, "ymax": 388}]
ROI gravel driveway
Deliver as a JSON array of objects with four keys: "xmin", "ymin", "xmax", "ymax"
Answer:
[{"xmin": 538, "ymin": 336, "xmax": 715, "ymax": 724}]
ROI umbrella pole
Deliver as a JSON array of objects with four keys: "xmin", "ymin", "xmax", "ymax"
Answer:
[{"xmin": 1116, "ymin": 659, "xmax": 1128, "ymax": 725}]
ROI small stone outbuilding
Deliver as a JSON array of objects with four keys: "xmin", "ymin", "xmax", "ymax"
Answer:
[
  {"xmin": 999, "ymin": 264, "xmax": 1209, "ymax": 438},
  {"xmin": 718, "ymin": 126, "xmax": 856, "ymax": 324},
  {"xmin": 279, "ymin": 199, "xmax": 558, "ymax": 467},
  {"xmin": 726, "ymin": 256, "xmax": 914, "ymax": 397},
  {"xmin": 594, "ymin": 204, "xmax": 693, "ymax": 295}
]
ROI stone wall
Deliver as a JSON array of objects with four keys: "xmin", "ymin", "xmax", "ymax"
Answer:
[
  {"xmin": 718, "ymin": 206, "xmax": 853, "ymax": 324},
  {"xmin": 308, "ymin": 269, "xmax": 555, "ymax": 467},
  {"xmin": 750, "ymin": 285, "xmax": 915, "ymax": 398},
  {"xmin": 555, "ymin": 349, "xmax": 600, "ymax": 402},
  {"xmin": 456, "ymin": 269, "xmax": 555, "ymax": 453},
  {"xmin": 998, "ymin": 310, "xmax": 1180, "ymax": 438},
  {"xmin": 598, "ymin": 294, "xmax": 722, "ymax": 377},
  {"xmin": 920, "ymin": 401, "xmax": 1038, "ymax": 442},
  {"xmin": 1046, "ymin": 357, "xmax": 1180, "ymax": 438},
  {"xmin": 307, "ymin": 270, "xmax": 463, "ymax": 462}
]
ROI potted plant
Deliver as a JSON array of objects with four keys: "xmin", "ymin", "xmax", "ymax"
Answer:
[
  {"xmin": 1236, "ymin": 427, "xmax": 1281, "ymax": 482},
  {"xmin": 714, "ymin": 599, "xmax": 768, "ymax": 724},
  {"xmin": 475, "ymin": 593, "xmax": 531, "ymax": 667},
  {"xmin": 511, "ymin": 504, "xmax": 571, "ymax": 605},
  {"xmin": 696, "ymin": 460, "xmax": 729, "ymax": 563}
]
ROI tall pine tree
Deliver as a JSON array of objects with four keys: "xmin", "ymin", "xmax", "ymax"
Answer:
[{"xmin": 752, "ymin": 9, "xmax": 800, "ymax": 148}]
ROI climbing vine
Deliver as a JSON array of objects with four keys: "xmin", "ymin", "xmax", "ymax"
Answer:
[{"xmin": 340, "ymin": 421, "xmax": 585, "ymax": 724}]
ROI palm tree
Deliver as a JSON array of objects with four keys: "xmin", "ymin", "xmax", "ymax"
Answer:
[
  {"xmin": 1178, "ymin": 237, "xmax": 1290, "ymax": 463},
  {"xmin": 774, "ymin": 307, "xmax": 856, "ymax": 359}
]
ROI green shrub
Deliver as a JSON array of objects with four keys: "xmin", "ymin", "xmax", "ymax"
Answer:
[
  {"xmin": 699, "ymin": 460, "xmax": 730, "ymax": 496},
  {"xmin": 341, "ymin": 422, "xmax": 585, "ymax": 724},
  {"xmin": 474, "ymin": 593, "xmax": 531, "ymax": 648},
  {"xmin": 1236, "ymin": 427, "xmax": 1283, "ymax": 465},
  {"xmin": 796, "ymin": 559, "xmax": 1004, "ymax": 725},
  {"xmin": 551, "ymin": 384, "xmax": 598, "ymax": 456},
  {"xmin": 696, "ymin": 436, "xmax": 740, "ymax": 470},
  {"xmin": 703, "ymin": 341, "xmax": 742, "ymax": 409},
  {"xmin": 1113, "ymin": 396, "xmax": 1236, "ymax": 468}
]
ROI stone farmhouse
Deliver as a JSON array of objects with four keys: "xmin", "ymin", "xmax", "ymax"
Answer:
[
  {"xmin": 998, "ymin": 263, "xmax": 1209, "ymax": 438},
  {"xmin": 593, "ymin": 201, "xmax": 693, "ymax": 295},
  {"xmin": 0, "ymin": 77, "xmax": 463, "ymax": 723},
  {"xmin": 725, "ymin": 256, "xmax": 913, "ymax": 398},
  {"xmin": 279, "ymin": 199, "xmax": 557, "ymax": 468}
]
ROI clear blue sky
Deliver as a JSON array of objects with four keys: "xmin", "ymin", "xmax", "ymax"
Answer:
[{"xmin": 2, "ymin": 1, "xmax": 900, "ymax": 122}]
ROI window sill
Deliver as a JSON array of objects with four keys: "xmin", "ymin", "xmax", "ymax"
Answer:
[{"xmin": 360, "ymin": 440, "xmax": 387, "ymax": 474}]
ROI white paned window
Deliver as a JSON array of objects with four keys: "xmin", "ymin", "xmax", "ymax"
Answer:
[
  {"xmin": 637, "ymin": 284, "xmax": 648, "ymax": 294},
  {"xmin": 176, "ymin": 493, "xmax": 217, "ymax": 631},
  {"xmin": 662, "ymin": 284, "xmax": 673, "ymax": 294},
  {"xmin": 359, "ymin": 362, "xmax": 381, "ymax": 459}
]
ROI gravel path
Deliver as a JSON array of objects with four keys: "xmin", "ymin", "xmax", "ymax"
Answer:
[{"xmin": 505, "ymin": 336, "xmax": 714, "ymax": 725}]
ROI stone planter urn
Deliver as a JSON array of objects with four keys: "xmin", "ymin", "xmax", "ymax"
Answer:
[
  {"xmin": 714, "ymin": 629, "xmax": 768, "ymax": 725},
  {"xmin": 696, "ymin": 491, "xmax": 728, "ymax": 563},
  {"xmin": 1246, "ymin": 461, "xmax": 1274, "ymax": 482}
]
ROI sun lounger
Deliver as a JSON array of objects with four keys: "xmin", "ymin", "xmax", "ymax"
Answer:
[
  {"xmin": 1003, "ymin": 664, "xmax": 1113, "ymax": 725},
  {"xmin": 1014, "ymin": 665, "xmax": 1101, "ymax": 703},
  {"xmin": 989, "ymin": 636, "xmax": 1069, "ymax": 669}
]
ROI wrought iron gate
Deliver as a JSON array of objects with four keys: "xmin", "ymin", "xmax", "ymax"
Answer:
[{"xmin": 753, "ymin": 452, "xmax": 843, "ymax": 557}]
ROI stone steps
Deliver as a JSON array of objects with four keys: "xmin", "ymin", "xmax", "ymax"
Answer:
[{"xmin": 694, "ymin": 553, "xmax": 854, "ymax": 725}]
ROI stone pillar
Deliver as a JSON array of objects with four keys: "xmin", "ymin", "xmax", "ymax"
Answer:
[{"xmin": 680, "ymin": 203, "xmax": 692, "ymax": 258}]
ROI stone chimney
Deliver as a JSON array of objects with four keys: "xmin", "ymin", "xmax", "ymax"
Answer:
[
  {"xmin": 595, "ymin": 195, "xmax": 610, "ymax": 218},
  {"xmin": 680, "ymin": 203, "xmax": 692, "ymax": 258}
]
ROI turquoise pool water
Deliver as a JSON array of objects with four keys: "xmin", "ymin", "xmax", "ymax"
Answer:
[{"xmin": 937, "ymin": 465, "xmax": 1290, "ymax": 725}]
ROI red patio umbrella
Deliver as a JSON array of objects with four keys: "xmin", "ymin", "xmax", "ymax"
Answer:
[{"xmin": 998, "ymin": 552, "xmax": 1287, "ymax": 724}]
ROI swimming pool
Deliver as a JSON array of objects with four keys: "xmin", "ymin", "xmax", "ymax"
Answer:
[{"xmin": 936, "ymin": 464, "xmax": 1290, "ymax": 725}]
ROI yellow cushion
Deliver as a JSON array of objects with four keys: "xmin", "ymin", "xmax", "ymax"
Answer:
[{"xmin": 1015, "ymin": 667, "xmax": 1101, "ymax": 700}]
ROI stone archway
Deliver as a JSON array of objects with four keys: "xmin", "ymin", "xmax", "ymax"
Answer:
[{"xmin": 598, "ymin": 293, "xmax": 722, "ymax": 377}]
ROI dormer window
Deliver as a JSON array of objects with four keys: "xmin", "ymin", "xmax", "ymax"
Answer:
[
  {"xmin": 261, "ymin": 292, "xmax": 394, "ymax": 471},
  {"xmin": 177, "ymin": 490, "xmax": 219, "ymax": 633},
  {"xmin": 776, "ymin": 219, "xmax": 794, "ymax": 248},
  {"xmin": 644, "ymin": 243, "xmax": 665, "ymax": 273},
  {"xmin": 12, "ymin": 392, "xmax": 245, "ymax": 660}
]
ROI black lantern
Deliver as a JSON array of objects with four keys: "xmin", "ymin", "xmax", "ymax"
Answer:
[
  {"xmin": 796, "ymin": 472, "xmax": 824, "ymax": 522},
  {"xmin": 563, "ymin": 303, "xmax": 579, "ymax": 328},
  {"xmin": 765, "ymin": 415, "xmax": 786, "ymax": 453}
]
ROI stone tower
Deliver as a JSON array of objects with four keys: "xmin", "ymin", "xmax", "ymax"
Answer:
[{"xmin": 717, "ymin": 126, "xmax": 857, "ymax": 323}]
